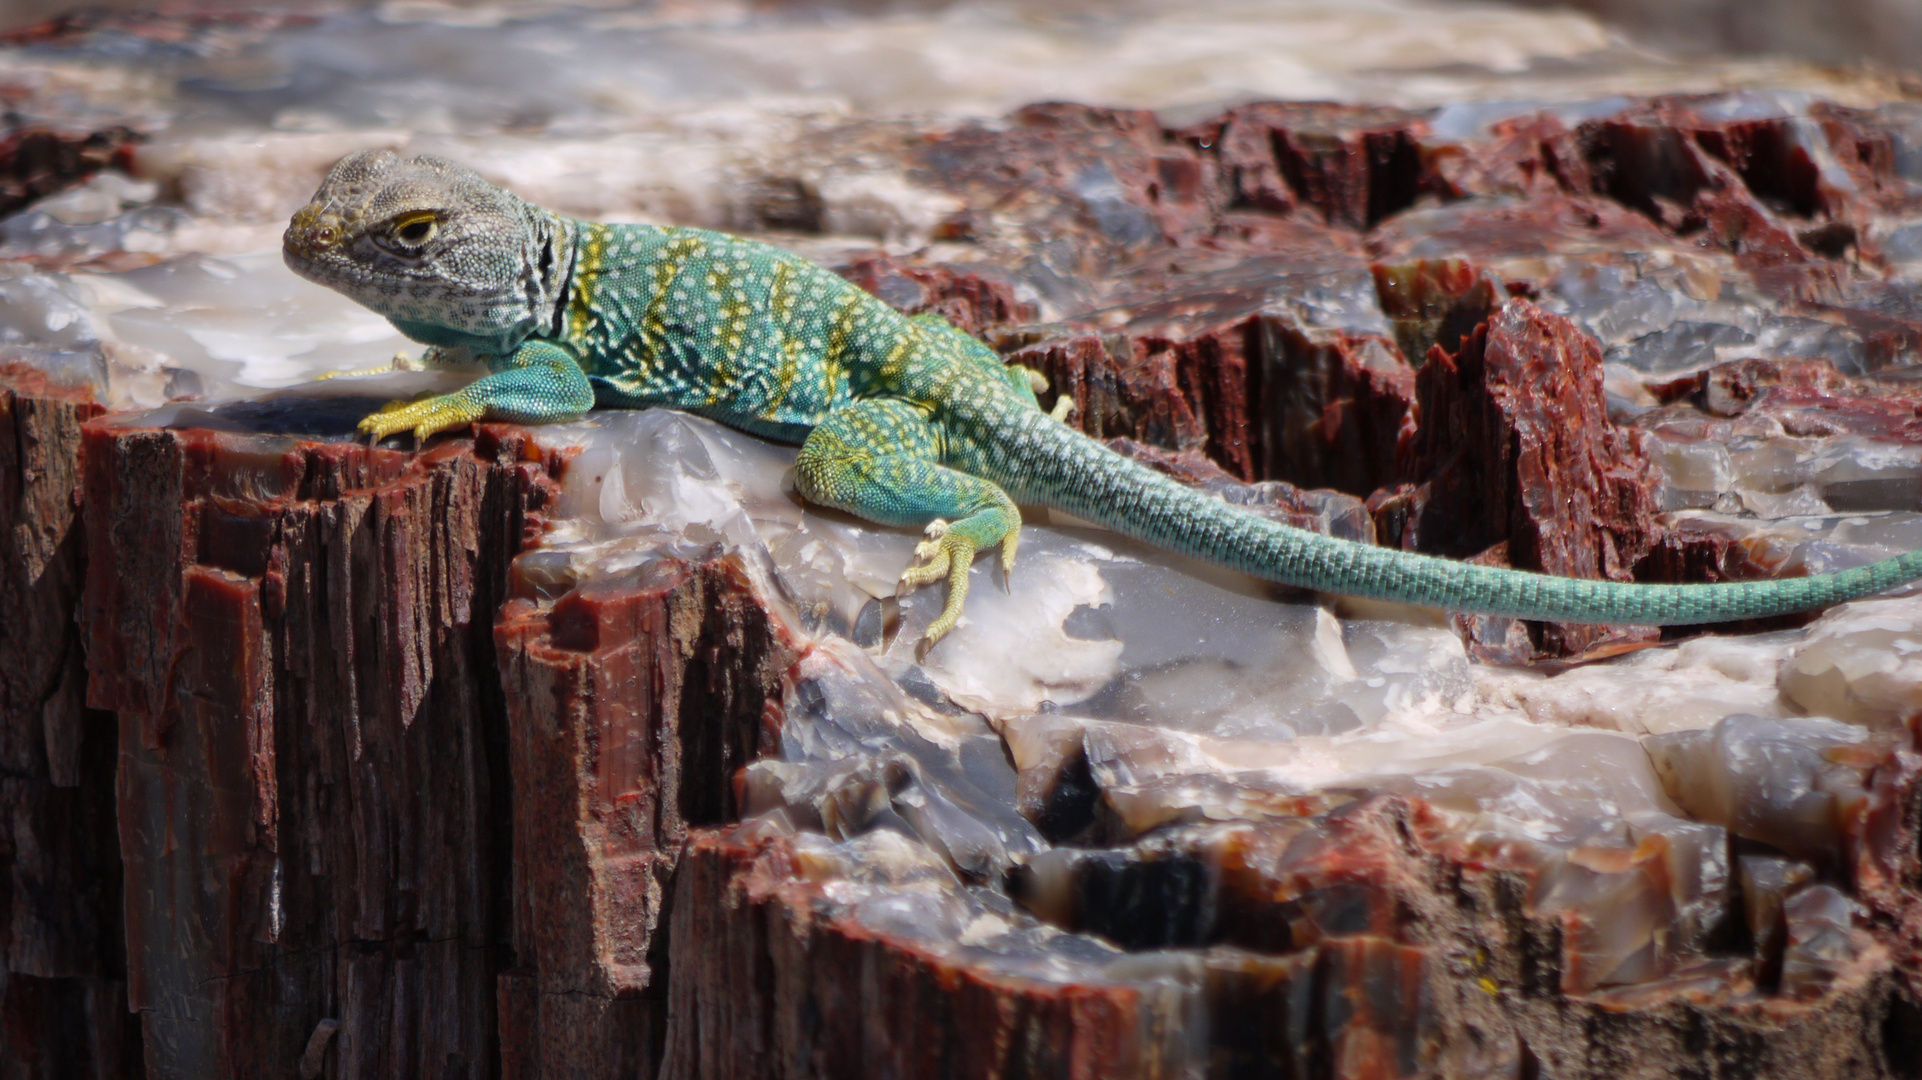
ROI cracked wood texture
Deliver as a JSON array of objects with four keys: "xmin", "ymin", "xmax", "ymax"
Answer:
[
  {"xmin": 81, "ymin": 419, "xmax": 560, "ymax": 1079},
  {"xmin": 494, "ymin": 560, "xmax": 794, "ymax": 1078},
  {"xmin": 0, "ymin": 369, "xmax": 140, "ymax": 1080}
]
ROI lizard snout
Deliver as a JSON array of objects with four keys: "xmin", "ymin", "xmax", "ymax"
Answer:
[{"xmin": 284, "ymin": 207, "xmax": 346, "ymax": 255}]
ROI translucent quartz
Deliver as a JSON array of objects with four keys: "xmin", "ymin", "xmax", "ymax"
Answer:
[
  {"xmin": 1779, "ymin": 598, "xmax": 1922, "ymax": 726},
  {"xmin": 0, "ymin": 251, "xmax": 409, "ymax": 408},
  {"xmin": 1641, "ymin": 422, "xmax": 1922, "ymax": 517},
  {"xmin": 1658, "ymin": 510, "xmax": 1922, "ymax": 576},
  {"xmin": 1531, "ymin": 249, "xmax": 1872, "ymax": 379},
  {"xmin": 1646, "ymin": 714, "xmax": 1880, "ymax": 864}
]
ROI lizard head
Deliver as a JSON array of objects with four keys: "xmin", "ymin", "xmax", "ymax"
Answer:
[{"xmin": 284, "ymin": 150, "xmax": 571, "ymax": 345}]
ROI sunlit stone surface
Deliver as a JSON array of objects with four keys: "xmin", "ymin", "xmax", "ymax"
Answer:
[{"xmin": 5, "ymin": 1, "xmax": 1922, "ymax": 1073}]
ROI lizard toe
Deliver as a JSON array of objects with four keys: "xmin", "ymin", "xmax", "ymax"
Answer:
[
  {"xmin": 358, "ymin": 393, "xmax": 482, "ymax": 444},
  {"xmin": 899, "ymin": 531, "xmax": 980, "ymax": 645},
  {"xmin": 920, "ymin": 538, "xmax": 977, "ymax": 645},
  {"xmin": 409, "ymin": 397, "xmax": 485, "ymax": 441},
  {"xmin": 898, "ymin": 546, "xmax": 952, "ymax": 593},
  {"xmin": 357, "ymin": 405, "xmax": 415, "ymax": 441},
  {"xmin": 897, "ymin": 518, "xmax": 954, "ymax": 591}
]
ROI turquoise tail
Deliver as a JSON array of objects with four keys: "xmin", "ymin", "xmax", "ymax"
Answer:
[{"xmin": 986, "ymin": 410, "xmax": 1922, "ymax": 625}]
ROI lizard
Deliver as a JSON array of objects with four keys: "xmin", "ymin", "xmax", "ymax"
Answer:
[{"xmin": 283, "ymin": 150, "xmax": 1922, "ymax": 646}]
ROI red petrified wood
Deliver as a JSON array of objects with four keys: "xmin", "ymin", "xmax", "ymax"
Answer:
[
  {"xmin": 494, "ymin": 558, "xmax": 795, "ymax": 1078},
  {"xmin": 662, "ymin": 826, "xmax": 1146, "ymax": 1080},
  {"xmin": 81, "ymin": 420, "xmax": 559, "ymax": 1078},
  {"xmin": 1399, "ymin": 300, "xmax": 1667, "ymax": 660},
  {"xmin": 0, "ymin": 369, "xmax": 141, "ymax": 1080}
]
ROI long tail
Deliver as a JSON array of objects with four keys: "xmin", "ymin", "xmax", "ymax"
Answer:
[{"xmin": 985, "ymin": 410, "xmax": 1922, "ymax": 625}]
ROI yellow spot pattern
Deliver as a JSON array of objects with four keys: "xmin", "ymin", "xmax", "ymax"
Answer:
[{"xmin": 568, "ymin": 229, "xmax": 606, "ymax": 341}]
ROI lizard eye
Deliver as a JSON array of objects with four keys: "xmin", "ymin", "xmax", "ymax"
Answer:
[{"xmin": 391, "ymin": 213, "xmax": 437, "ymax": 247}]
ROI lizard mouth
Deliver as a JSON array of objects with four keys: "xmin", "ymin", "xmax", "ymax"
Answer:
[
  {"xmin": 280, "ymin": 241, "xmax": 384, "ymax": 297},
  {"xmin": 279, "ymin": 237, "xmax": 332, "ymax": 282}
]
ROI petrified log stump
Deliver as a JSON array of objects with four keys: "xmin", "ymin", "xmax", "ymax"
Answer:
[
  {"xmin": 0, "ymin": 370, "xmax": 139, "ymax": 1080},
  {"xmin": 81, "ymin": 419, "xmax": 559, "ymax": 1078}
]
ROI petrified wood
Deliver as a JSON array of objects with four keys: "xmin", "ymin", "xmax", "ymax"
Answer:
[
  {"xmin": 494, "ymin": 559, "xmax": 795, "ymax": 1077},
  {"xmin": 0, "ymin": 369, "xmax": 139, "ymax": 1080},
  {"xmin": 2, "ymin": 11, "xmax": 1922, "ymax": 1072},
  {"xmin": 82, "ymin": 416, "xmax": 559, "ymax": 1078}
]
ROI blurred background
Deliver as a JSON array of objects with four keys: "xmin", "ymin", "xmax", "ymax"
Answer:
[{"xmin": 1, "ymin": 0, "xmax": 1918, "ymax": 72}]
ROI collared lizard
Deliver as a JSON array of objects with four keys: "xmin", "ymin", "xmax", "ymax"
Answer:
[{"xmin": 282, "ymin": 151, "xmax": 1922, "ymax": 645}]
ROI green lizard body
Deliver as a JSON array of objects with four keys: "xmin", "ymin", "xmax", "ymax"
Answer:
[{"xmin": 284, "ymin": 151, "xmax": 1922, "ymax": 644}]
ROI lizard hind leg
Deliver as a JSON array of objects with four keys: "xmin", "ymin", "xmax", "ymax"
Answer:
[{"xmin": 794, "ymin": 399, "xmax": 1021, "ymax": 646}]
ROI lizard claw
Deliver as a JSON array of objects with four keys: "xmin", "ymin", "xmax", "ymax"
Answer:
[{"xmin": 892, "ymin": 502, "xmax": 1024, "ymax": 645}]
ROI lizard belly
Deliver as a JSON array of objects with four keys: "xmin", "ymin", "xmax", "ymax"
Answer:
[{"xmin": 583, "ymin": 372, "xmax": 822, "ymax": 442}]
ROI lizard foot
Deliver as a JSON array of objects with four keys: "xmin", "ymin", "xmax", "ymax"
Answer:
[
  {"xmin": 896, "ymin": 518, "xmax": 1020, "ymax": 644},
  {"xmin": 897, "ymin": 519, "xmax": 954, "ymax": 592},
  {"xmin": 358, "ymin": 391, "xmax": 484, "ymax": 443},
  {"xmin": 1049, "ymin": 395, "xmax": 1075, "ymax": 423},
  {"xmin": 897, "ymin": 519, "xmax": 975, "ymax": 644}
]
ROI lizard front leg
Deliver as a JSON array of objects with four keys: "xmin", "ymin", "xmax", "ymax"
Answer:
[
  {"xmin": 794, "ymin": 398, "xmax": 1020, "ymax": 646},
  {"xmin": 358, "ymin": 338, "xmax": 594, "ymax": 441}
]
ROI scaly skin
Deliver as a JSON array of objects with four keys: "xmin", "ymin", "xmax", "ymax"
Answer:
[{"xmin": 283, "ymin": 151, "xmax": 1922, "ymax": 645}]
